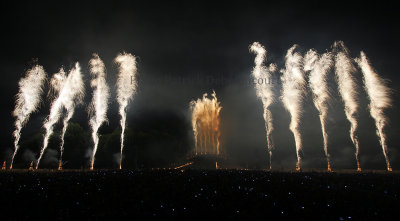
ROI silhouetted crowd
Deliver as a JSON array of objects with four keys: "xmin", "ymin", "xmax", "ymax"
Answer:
[{"xmin": 0, "ymin": 169, "xmax": 399, "ymax": 220}]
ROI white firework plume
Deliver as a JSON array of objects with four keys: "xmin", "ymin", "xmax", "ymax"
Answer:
[
  {"xmin": 304, "ymin": 49, "xmax": 333, "ymax": 171},
  {"xmin": 36, "ymin": 63, "xmax": 84, "ymax": 169},
  {"xmin": 89, "ymin": 54, "xmax": 110, "ymax": 170},
  {"xmin": 355, "ymin": 51, "xmax": 392, "ymax": 171},
  {"xmin": 249, "ymin": 42, "xmax": 276, "ymax": 169},
  {"xmin": 10, "ymin": 65, "xmax": 46, "ymax": 169},
  {"xmin": 115, "ymin": 52, "xmax": 138, "ymax": 169},
  {"xmin": 333, "ymin": 41, "xmax": 361, "ymax": 171},
  {"xmin": 281, "ymin": 45, "xmax": 307, "ymax": 171}
]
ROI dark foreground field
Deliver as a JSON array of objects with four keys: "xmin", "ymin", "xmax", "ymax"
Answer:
[{"xmin": 0, "ymin": 169, "xmax": 399, "ymax": 220}]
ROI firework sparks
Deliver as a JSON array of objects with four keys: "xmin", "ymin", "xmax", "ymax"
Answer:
[
  {"xmin": 115, "ymin": 53, "xmax": 138, "ymax": 169},
  {"xmin": 304, "ymin": 49, "xmax": 333, "ymax": 171},
  {"xmin": 355, "ymin": 51, "xmax": 392, "ymax": 171},
  {"xmin": 250, "ymin": 42, "xmax": 277, "ymax": 169},
  {"xmin": 281, "ymin": 45, "xmax": 307, "ymax": 171},
  {"xmin": 10, "ymin": 65, "xmax": 46, "ymax": 169},
  {"xmin": 333, "ymin": 41, "xmax": 361, "ymax": 171},
  {"xmin": 36, "ymin": 63, "xmax": 84, "ymax": 169},
  {"xmin": 89, "ymin": 54, "xmax": 110, "ymax": 170},
  {"xmin": 190, "ymin": 91, "xmax": 222, "ymax": 156}
]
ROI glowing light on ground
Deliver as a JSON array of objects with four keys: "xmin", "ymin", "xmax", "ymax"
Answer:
[
  {"xmin": 174, "ymin": 162, "xmax": 194, "ymax": 169},
  {"xmin": 29, "ymin": 161, "xmax": 33, "ymax": 171}
]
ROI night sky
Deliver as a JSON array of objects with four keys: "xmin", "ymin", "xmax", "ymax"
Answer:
[{"xmin": 1, "ymin": 0, "xmax": 399, "ymax": 170}]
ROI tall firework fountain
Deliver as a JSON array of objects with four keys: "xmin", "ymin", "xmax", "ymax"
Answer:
[
  {"xmin": 89, "ymin": 54, "xmax": 110, "ymax": 170},
  {"xmin": 115, "ymin": 53, "xmax": 138, "ymax": 170},
  {"xmin": 36, "ymin": 63, "xmax": 84, "ymax": 169},
  {"xmin": 249, "ymin": 42, "xmax": 277, "ymax": 169},
  {"xmin": 10, "ymin": 65, "xmax": 47, "ymax": 169},
  {"xmin": 281, "ymin": 45, "xmax": 307, "ymax": 171},
  {"xmin": 304, "ymin": 49, "xmax": 333, "ymax": 171},
  {"xmin": 355, "ymin": 51, "xmax": 393, "ymax": 171},
  {"xmin": 333, "ymin": 41, "xmax": 362, "ymax": 171},
  {"xmin": 190, "ymin": 91, "xmax": 222, "ymax": 156}
]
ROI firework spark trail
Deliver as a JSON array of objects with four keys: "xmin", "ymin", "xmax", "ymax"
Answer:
[
  {"xmin": 281, "ymin": 45, "xmax": 306, "ymax": 171},
  {"xmin": 249, "ymin": 42, "xmax": 276, "ymax": 169},
  {"xmin": 89, "ymin": 54, "xmax": 110, "ymax": 170},
  {"xmin": 190, "ymin": 91, "xmax": 222, "ymax": 155},
  {"xmin": 58, "ymin": 109, "xmax": 74, "ymax": 170},
  {"xmin": 10, "ymin": 65, "xmax": 46, "ymax": 169},
  {"xmin": 304, "ymin": 49, "xmax": 333, "ymax": 171},
  {"xmin": 190, "ymin": 94, "xmax": 206, "ymax": 154},
  {"xmin": 191, "ymin": 108, "xmax": 199, "ymax": 154},
  {"xmin": 355, "ymin": 51, "xmax": 393, "ymax": 171},
  {"xmin": 211, "ymin": 92, "xmax": 222, "ymax": 155},
  {"xmin": 36, "ymin": 63, "xmax": 84, "ymax": 169},
  {"xmin": 116, "ymin": 53, "xmax": 138, "ymax": 169},
  {"xmin": 38, "ymin": 68, "xmax": 66, "ymax": 169},
  {"xmin": 333, "ymin": 41, "xmax": 361, "ymax": 171}
]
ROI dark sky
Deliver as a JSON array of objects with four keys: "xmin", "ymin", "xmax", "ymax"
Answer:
[{"xmin": 1, "ymin": 0, "xmax": 399, "ymax": 169}]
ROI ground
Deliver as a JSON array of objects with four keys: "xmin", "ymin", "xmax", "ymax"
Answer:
[{"xmin": 0, "ymin": 169, "xmax": 399, "ymax": 220}]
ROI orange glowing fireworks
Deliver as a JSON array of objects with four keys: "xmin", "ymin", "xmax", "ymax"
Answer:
[
  {"xmin": 174, "ymin": 162, "xmax": 194, "ymax": 169},
  {"xmin": 190, "ymin": 91, "xmax": 222, "ymax": 156},
  {"xmin": 29, "ymin": 161, "xmax": 34, "ymax": 171}
]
